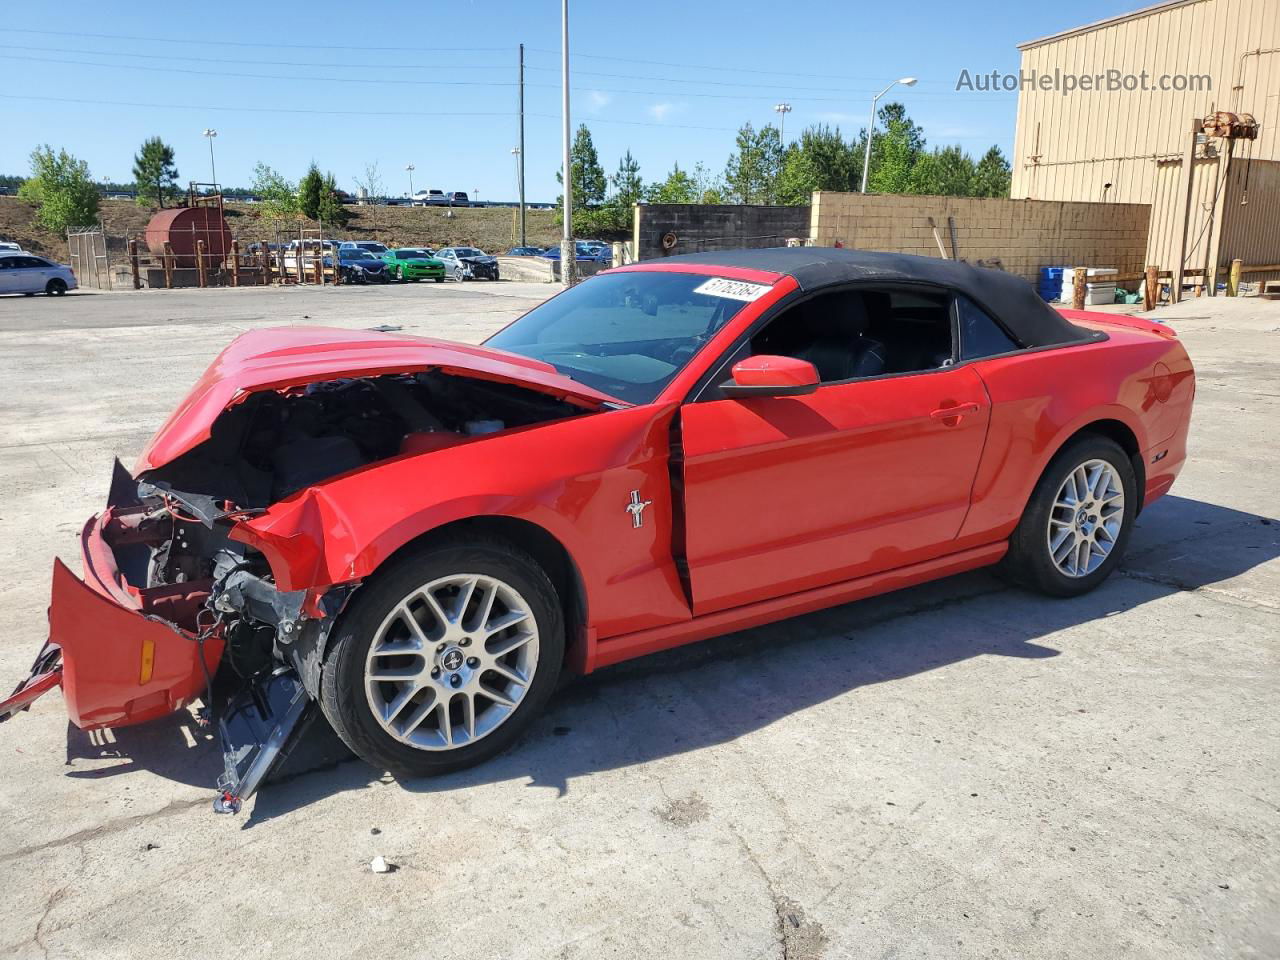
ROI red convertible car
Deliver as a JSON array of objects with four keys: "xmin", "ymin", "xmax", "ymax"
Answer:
[{"xmin": 1, "ymin": 249, "xmax": 1195, "ymax": 812}]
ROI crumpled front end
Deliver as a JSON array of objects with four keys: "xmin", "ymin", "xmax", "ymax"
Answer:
[
  {"xmin": 1, "ymin": 474, "xmax": 224, "ymax": 730},
  {"xmin": 1, "ymin": 463, "xmax": 350, "ymax": 813},
  {"xmin": 2, "ymin": 327, "xmax": 612, "ymax": 812}
]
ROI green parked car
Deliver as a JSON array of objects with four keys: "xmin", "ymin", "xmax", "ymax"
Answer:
[{"xmin": 382, "ymin": 248, "xmax": 446, "ymax": 282}]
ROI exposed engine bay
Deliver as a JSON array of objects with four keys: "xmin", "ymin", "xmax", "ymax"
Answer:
[
  {"xmin": 94, "ymin": 370, "xmax": 588, "ymax": 811},
  {"xmin": 148, "ymin": 369, "xmax": 587, "ymax": 507}
]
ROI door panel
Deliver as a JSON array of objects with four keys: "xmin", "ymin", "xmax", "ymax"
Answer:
[{"xmin": 681, "ymin": 366, "xmax": 991, "ymax": 615}]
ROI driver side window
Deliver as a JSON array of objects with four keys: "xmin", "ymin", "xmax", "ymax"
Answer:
[{"xmin": 738, "ymin": 286, "xmax": 955, "ymax": 387}]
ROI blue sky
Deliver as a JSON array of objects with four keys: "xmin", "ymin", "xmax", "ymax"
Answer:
[{"xmin": 3, "ymin": 0, "xmax": 1141, "ymax": 201}]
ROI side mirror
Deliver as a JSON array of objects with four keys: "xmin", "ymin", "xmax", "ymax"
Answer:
[{"xmin": 721, "ymin": 355, "xmax": 820, "ymax": 398}]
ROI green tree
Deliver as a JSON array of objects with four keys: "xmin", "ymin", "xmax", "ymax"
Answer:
[
  {"xmin": 691, "ymin": 162, "xmax": 724, "ymax": 203},
  {"xmin": 972, "ymin": 146, "xmax": 1012, "ymax": 198},
  {"xmin": 16, "ymin": 145, "xmax": 99, "ymax": 231},
  {"xmin": 908, "ymin": 146, "xmax": 976, "ymax": 196},
  {"xmin": 132, "ymin": 137, "xmax": 179, "ymax": 208},
  {"xmin": 250, "ymin": 162, "xmax": 299, "ymax": 219},
  {"xmin": 723, "ymin": 122, "xmax": 784, "ymax": 204},
  {"xmin": 317, "ymin": 171, "xmax": 351, "ymax": 227},
  {"xmin": 298, "ymin": 162, "xmax": 324, "ymax": 220},
  {"xmin": 645, "ymin": 162, "xmax": 699, "ymax": 203},
  {"xmin": 556, "ymin": 124, "xmax": 608, "ymax": 210},
  {"xmin": 865, "ymin": 103, "xmax": 926, "ymax": 194},
  {"xmin": 609, "ymin": 150, "xmax": 644, "ymax": 208},
  {"xmin": 776, "ymin": 124, "xmax": 861, "ymax": 205}
]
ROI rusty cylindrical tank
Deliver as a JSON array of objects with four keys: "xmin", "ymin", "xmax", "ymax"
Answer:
[{"xmin": 144, "ymin": 207, "xmax": 232, "ymax": 269}]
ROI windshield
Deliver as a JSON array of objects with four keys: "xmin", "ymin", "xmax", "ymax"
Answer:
[
  {"xmin": 486, "ymin": 271, "xmax": 764, "ymax": 404},
  {"xmin": 396, "ymin": 249, "xmax": 431, "ymax": 258},
  {"xmin": 344, "ymin": 251, "xmax": 379, "ymax": 261},
  {"xmin": 455, "ymin": 248, "xmax": 484, "ymax": 257},
  {"xmin": 357, "ymin": 243, "xmax": 387, "ymax": 253}
]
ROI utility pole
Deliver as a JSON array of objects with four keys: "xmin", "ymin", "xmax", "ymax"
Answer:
[
  {"xmin": 773, "ymin": 103, "xmax": 791, "ymax": 145},
  {"xmin": 518, "ymin": 43, "xmax": 527, "ymax": 247},
  {"xmin": 560, "ymin": 0, "xmax": 576, "ymax": 285},
  {"xmin": 203, "ymin": 129, "xmax": 218, "ymax": 187},
  {"xmin": 405, "ymin": 163, "xmax": 415, "ymax": 199}
]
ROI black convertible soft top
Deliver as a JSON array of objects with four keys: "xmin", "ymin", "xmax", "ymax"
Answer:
[{"xmin": 659, "ymin": 247, "xmax": 1099, "ymax": 349}]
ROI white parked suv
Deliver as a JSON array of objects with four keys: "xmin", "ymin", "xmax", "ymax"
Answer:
[{"xmin": 0, "ymin": 252, "xmax": 78, "ymax": 296}]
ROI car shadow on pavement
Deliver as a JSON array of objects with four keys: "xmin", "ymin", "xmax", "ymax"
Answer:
[{"xmin": 68, "ymin": 494, "xmax": 1277, "ymax": 824}]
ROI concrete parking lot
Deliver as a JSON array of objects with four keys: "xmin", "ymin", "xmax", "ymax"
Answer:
[{"xmin": 0, "ymin": 282, "xmax": 1275, "ymax": 960}]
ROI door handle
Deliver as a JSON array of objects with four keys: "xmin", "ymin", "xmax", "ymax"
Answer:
[{"xmin": 930, "ymin": 401, "xmax": 980, "ymax": 422}]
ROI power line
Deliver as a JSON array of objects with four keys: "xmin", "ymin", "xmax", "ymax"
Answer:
[
  {"xmin": 3, "ymin": 27, "xmax": 508, "ymax": 52},
  {"xmin": 0, "ymin": 92, "xmax": 522, "ymax": 119},
  {"xmin": 0, "ymin": 92, "xmax": 739, "ymax": 130},
  {"xmin": 0, "ymin": 53, "xmax": 1007, "ymax": 104},
  {"xmin": 525, "ymin": 47, "xmax": 954, "ymax": 85},
  {"xmin": 0, "ymin": 43, "xmax": 514, "ymax": 72},
  {"xmin": 0, "ymin": 53, "xmax": 520, "ymax": 88}
]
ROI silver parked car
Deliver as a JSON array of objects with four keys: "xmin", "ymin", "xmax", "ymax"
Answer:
[{"xmin": 0, "ymin": 252, "xmax": 77, "ymax": 296}]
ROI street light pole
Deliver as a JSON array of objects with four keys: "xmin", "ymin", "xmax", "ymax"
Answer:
[
  {"xmin": 405, "ymin": 163, "xmax": 415, "ymax": 199},
  {"xmin": 512, "ymin": 148, "xmax": 525, "ymax": 245},
  {"xmin": 517, "ymin": 42, "xmax": 527, "ymax": 247},
  {"xmin": 773, "ymin": 103, "xmax": 792, "ymax": 145},
  {"xmin": 859, "ymin": 77, "xmax": 917, "ymax": 193},
  {"xmin": 560, "ymin": 0, "xmax": 575, "ymax": 286},
  {"xmin": 202, "ymin": 129, "xmax": 218, "ymax": 188}
]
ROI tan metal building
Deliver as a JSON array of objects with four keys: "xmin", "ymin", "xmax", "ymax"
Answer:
[{"xmin": 1010, "ymin": 0, "xmax": 1280, "ymax": 291}]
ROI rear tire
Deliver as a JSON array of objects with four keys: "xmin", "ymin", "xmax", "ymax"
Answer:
[
  {"xmin": 1003, "ymin": 434, "xmax": 1136, "ymax": 597},
  {"xmin": 319, "ymin": 538, "xmax": 565, "ymax": 777},
  {"xmin": 46, "ymin": 278, "xmax": 67, "ymax": 296}
]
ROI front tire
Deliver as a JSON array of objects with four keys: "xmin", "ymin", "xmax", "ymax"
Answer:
[
  {"xmin": 1004, "ymin": 434, "xmax": 1136, "ymax": 597},
  {"xmin": 453, "ymin": 266, "xmax": 464, "ymax": 282},
  {"xmin": 320, "ymin": 539, "xmax": 564, "ymax": 777}
]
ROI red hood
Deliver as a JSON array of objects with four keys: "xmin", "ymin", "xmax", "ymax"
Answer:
[{"xmin": 135, "ymin": 326, "xmax": 620, "ymax": 472}]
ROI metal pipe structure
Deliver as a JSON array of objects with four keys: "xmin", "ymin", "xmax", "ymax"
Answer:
[{"xmin": 859, "ymin": 77, "xmax": 916, "ymax": 193}]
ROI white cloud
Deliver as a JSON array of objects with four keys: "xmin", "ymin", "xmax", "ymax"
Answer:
[
  {"xmin": 647, "ymin": 102, "xmax": 686, "ymax": 122},
  {"xmin": 586, "ymin": 90, "xmax": 611, "ymax": 112}
]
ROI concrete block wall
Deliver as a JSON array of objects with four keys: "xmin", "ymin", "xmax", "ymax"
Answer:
[
  {"xmin": 634, "ymin": 204, "xmax": 811, "ymax": 261},
  {"xmin": 810, "ymin": 193, "xmax": 1150, "ymax": 282}
]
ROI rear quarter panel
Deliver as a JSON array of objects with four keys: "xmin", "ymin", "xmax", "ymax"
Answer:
[{"xmin": 960, "ymin": 319, "xmax": 1194, "ymax": 541}]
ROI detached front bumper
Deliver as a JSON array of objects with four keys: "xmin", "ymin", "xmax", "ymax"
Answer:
[{"xmin": 1, "ymin": 508, "xmax": 222, "ymax": 729}]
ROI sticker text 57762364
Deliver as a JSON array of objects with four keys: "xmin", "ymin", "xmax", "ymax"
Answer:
[{"xmin": 692, "ymin": 277, "xmax": 773, "ymax": 302}]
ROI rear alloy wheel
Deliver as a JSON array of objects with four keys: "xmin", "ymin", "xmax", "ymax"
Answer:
[
  {"xmin": 395, "ymin": 266, "xmax": 404, "ymax": 281},
  {"xmin": 1003, "ymin": 434, "xmax": 1136, "ymax": 597},
  {"xmin": 45, "ymin": 278, "xmax": 67, "ymax": 296},
  {"xmin": 320, "ymin": 540, "xmax": 564, "ymax": 776}
]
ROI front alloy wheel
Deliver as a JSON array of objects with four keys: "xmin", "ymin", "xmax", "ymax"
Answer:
[
  {"xmin": 320, "ymin": 539, "xmax": 564, "ymax": 776},
  {"xmin": 364, "ymin": 573, "xmax": 539, "ymax": 750}
]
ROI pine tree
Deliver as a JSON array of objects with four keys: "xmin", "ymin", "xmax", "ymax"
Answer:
[
  {"xmin": 973, "ymin": 146, "xmax": 1013, "ymax": 198},
  {"xmin": 132, "ymin": 137, "xmax": 179, "ymax": 208},
  {"xmin": 298, "ymin": 163, "xmax": 324, "ymax": 220}
]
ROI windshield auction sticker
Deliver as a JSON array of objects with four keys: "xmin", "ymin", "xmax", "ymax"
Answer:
[{"xmin": 693, "ymin": 277, "xmax": 772, "ymax": 302}]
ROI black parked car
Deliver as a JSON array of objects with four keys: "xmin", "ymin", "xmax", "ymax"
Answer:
[
  {"xmin": 506, "ymin": 246, "xmax": 546, "ymax": 257},
  {"xmin": 338, "ymin": 249, "xmax": 391, "ymax": 284},
  {"xmin": 435, "ymin": 246, "xmax": 499, "ymax": 281}
]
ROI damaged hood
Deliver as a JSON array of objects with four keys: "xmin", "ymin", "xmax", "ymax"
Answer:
[{"xmin": 136, "ymin": 325, "xmax": 620, "ymax": 472}]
